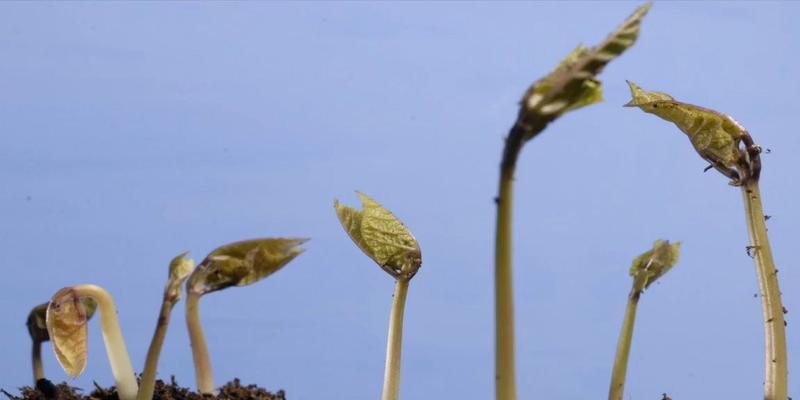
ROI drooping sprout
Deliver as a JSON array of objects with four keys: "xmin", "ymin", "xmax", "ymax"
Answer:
[
  {"xmin": 27, "ymin": 300, "xmax": 97, "ymax": 384},
  {"xmin": 185, "ymin": 238, "xmax": 308, "ymax": 394},
  {"xmin": 334, "ymin": 192, "xmax": 421, "ymax": 400},
  {"xmin": 138, "ymin": 252, "xmax": 195, "ymax": 400},
  {"xmin": 491, "ymin": 5, "xmax": 650, "ymax": 399},
  {"xmin": 608, "ymin": 240, "xmax": 680, "ymax": 400},
  {"xmin": 625, "ymin": 81, "xmax": 788, "ymax": 400},
  {"xmin": 46, "ymin": 285, "xmax": 138, "ymax": 400}
]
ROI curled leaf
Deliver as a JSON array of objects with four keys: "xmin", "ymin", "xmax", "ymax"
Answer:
[
  {"xmin": 187, "ymin": 238, "xmax": 308, "ymax": 295},
  {"xmin": 334, "ymin": 192, "xmax": 421, "ymax": 280},
  {"xmin": 629, "ymin": 240, "xmax": 681, "ymax": 291},
  {"xmin": 624, "ymin": 81, "xmax": 756, "ymax": 184},
  {"xmin": 46, "ymin": 288, "xmax": 91, "ymax": 378},
  {"xmin": 164, "ymin": 251, "xmax": 195, "ymax": 303},
  {"xmin": 518, "ymin": 2, "xmax": 651, "ymax": 140},
  {"xmin": 29, "ymin": 298, "xmax": 97, "ymax": 344}
]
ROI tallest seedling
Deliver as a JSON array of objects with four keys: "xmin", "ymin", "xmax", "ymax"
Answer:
[
  {"xmin": 625, "ymin": 81, "xmax": 787, "ymax": 400},
  {"xmin": 493, "ymin": 4, "xmax": 650, "ymax": 399}
]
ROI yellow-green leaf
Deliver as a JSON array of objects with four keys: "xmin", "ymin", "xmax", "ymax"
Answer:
[
  {"xmin": 518, "ymin": 2, "xmax": 651, "ymax": 140},
  {"xmin": 164, "ymin": 251, "xmax": 195, "ymax": 303},
  {"xmin": 624, "ymin": 81, "xmax": 748, "ymax": 182},
  {"xmin": 187, "ymin": 238, "xmax": 308, "ymax": 295},
  {"xmin": 46, "ymin": 288, "xmax": 91, "ymax": 378},
  {"xmin": 629, "ymin": 240, "xmax": 681, "ymax": 291},
  {"xmin": 334, "ymin": 192, "xmax": 422, "ymax": 280}
]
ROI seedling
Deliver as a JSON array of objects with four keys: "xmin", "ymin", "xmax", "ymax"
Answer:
[
  {"xmin": 138, "ymin": 252, "xmax": 195, "ymax": 400},
  {"xmin": 185, "ymin": 238, "xmax": 308, "ymax": 394},
  {"xmin": 27, "ymin": 300, "xmax": 96, "ymax": 384},
  {"xmin": 46, "ymin": 284, "xmax": 138, "ymax": 400},
  {"xmin": 334, "ymin": 192, "xmax": 422, "ymax": 400},
  {"xmin": 492, "ymin": 4, "xmax": 650, "ymax": 399},
  {"xmin": 608, "ymin": 240, "xmax": 680, "ymax": 400},
  {"xmin": 625, "ymin": 81, "xmax": 787, "ymax": 400}
]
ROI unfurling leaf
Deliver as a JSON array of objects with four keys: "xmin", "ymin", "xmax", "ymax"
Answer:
[
  {"xmin": 518, "ymin": 2, "xmax": 651, "ymax": 140},
  {"xmin": 187, "ymin": 238, "xmax": 308, "ymax": 295},
  {"xmin": 164, "ymin": 251, "xmax": 195, "ymax": 303},
  {"xmin": 630, "ymin": 240, "xmax": 681, "ymax": 291},
  {"xmin": 624, "ymin": 81, "xmax": 755, "ymax": 184},
  {"xmin": 46, "ymin": 288, "xmax": 91, "ymax": 378},
  {"xmin": 334, "ymin": 192, "xmax": 421, "ymax": 280}
]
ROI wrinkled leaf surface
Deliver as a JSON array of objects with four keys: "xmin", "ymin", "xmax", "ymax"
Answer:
[
  {"xmin": 334, "ymin": 192, "xmax": 421, "ymax": 279},
  {"xmin": 624, "ymin": 81, "xmax": 745, "ymax": 170}
]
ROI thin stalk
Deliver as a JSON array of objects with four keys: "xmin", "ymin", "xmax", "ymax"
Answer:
[
  {"xmin": 608, "ymin": 289, "xmax": 640, "ymax": 400},
  {"xmin": 32, "ymin": 340, "xmax": 44, "ymax": 383},
  {"xmin": 72, "ymin": 284, "xmax": 138, "ymax": 400},
  {"xmin": 137, "ymin": 300, "xmax": 174, "ymax": 400},
  {"xmin": 495, "ymin": 166, "xmax": 517, "ymax": 400},
  {"xmin": 186, "ymin": 290, "xmax": 215, "ymax": 394},
  {"xmin": 741, "ymin": 180, "xmax": 787, "ymax": 400},
  {"xmin": 381, "ymin": 278, "xmax": 409, "ymax": 400}
]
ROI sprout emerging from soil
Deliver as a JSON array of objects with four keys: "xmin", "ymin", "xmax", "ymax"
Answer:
[
  {"xmin": 46, "ymin": 285, "xmax": 138, "ymax": 400},
  {"xmin": 185, "ymin": 238, "xmax": 308, "ymax": 395},
  {"xmin": 138, "ymin": 252, "xmax": 195, "ymax": 400},
  {"xmin": 608, "ymin": 240, "xmax": 680, "ymax": 400},
  {"xmin": 334, "ymin": 192, "xmax": 422, "ymax": 400},
  {"xmin": 491, "ymin": 5, "xmax": 650, "ymax": 399},
  {"xmin": 625, "ymin": 81, "xmax": 788, "ymax": 400},
  {"xmin": 27, "ymin": 300, "xmax": 97, "ymax": 384}
]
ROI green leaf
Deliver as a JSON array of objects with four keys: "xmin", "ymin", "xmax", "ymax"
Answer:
[
  {"xmin": 629, "ymin": 240, "xmax": 681, "ymax": 291},
  {"xmin": 624, "ymin": 81, "xmax": 750, "ymax": 183},
  {"xmin": 46, "ymin": 288, "xmax": 91, "ymax": 378},
  {"xmin": 187, "ymin": 238, "xmax": 308, "ymax": 295},
  {"xmin": 518, "ymin": 2, "xmax": 651, "ymax": 139},
  {"xmin": 334, "ymin": 192, "xmax": 422, "ymax": 280},
  {"xmin": 164, "ymin": 251, "xmax": 195, "ymax": 303}
]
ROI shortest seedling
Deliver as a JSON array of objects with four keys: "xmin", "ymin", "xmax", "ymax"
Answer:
[
  {"xmin": 608, "ymin": 239, "xmax": 680, "ymax": 400},
  {"xmin": 185, "ymin": 238, "xmax": 308, "ymax": 395},
  {"xmin": 27, "ymin": 299, "xmax": 97, "ymax": 384},
  {"xmin": 46, "ymin": 284, "xmax": 138, "ymax": 400},
  {"xmin": 334, "ymin": 192, "xmax": 422, "ymax": 400}
]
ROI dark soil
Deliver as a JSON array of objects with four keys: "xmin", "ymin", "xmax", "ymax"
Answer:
[{"xmin": 2, "ymin": 378, "xmax": 286, "ymax": 400}]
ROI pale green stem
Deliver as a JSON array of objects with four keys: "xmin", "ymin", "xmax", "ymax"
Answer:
[
  {"xmin": 32, "ymin": 340, "xmax": 44, "ymax": 383},
  {"xmin": 137, "ymin": 300, "xmax": 175, "ymax": 400},
  {"xmin": 381, "ymin": 278, "xmax": 409, "ymax": 400},
  {"xmin": 186, "ymin": 290, "xmax": 215, "ymax": 394},
  {"xmin": 73, "ymin": 284, "xmax": 138, "ymax": 400},
  {"xmin": 495, "ymin": 168, "xmax": 517, "ymax": 400},
  {"xmin": 608, "ymin": 289, "xmax": 640, "ymax": 400},
  {"xmin": 741, "ymin": 181, "xmax": 787, "ymax": 400}
]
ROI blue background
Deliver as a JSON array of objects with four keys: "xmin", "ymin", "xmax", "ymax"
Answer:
[{"xmin": 1, "ymin": 2, "xmax": 798, "ymax": 399}]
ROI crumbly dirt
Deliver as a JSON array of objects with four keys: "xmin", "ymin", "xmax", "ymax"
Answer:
[{"xmin": 2, "ymin": 378, "xmax": 286, "ymax": 400}]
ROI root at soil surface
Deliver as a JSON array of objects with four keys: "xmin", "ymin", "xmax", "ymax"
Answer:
[{"xmin": 2, "ymin": 377, "xmax": 286, "ymax": 400}]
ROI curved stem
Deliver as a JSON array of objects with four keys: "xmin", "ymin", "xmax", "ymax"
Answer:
[
  {"xmin": 72, "ymin": 284, "xmax": 138, "ymax": 400},
  {"xmin": 741, "ymin": 181, "xmax": 787, "ymax": 400},
  {"xmin": 608, "ymin": 289, "xmax": 640, "ymax": 400},
  {"xmin": 381, "ymin": 279, "xmax": 409, "ymax": 400},
  {"xmin": 495, "ymin": 167, "xmax": 517, "ymax": 400},
  {"xmin": 186, "ymin": 290, "xmax": 215, "ymax": 394},
  {"xmin": 138, "ymin": 300, "xmax": 175, "ymax": 400},
  {"xmin": 32, "ymin": 340, "xmax": 44, "ymax": 383}
]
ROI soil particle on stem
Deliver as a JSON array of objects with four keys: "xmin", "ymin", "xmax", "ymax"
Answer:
[{"xmin": 3, "ymin": 378, "xmax": 286, "ymax": 400}]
